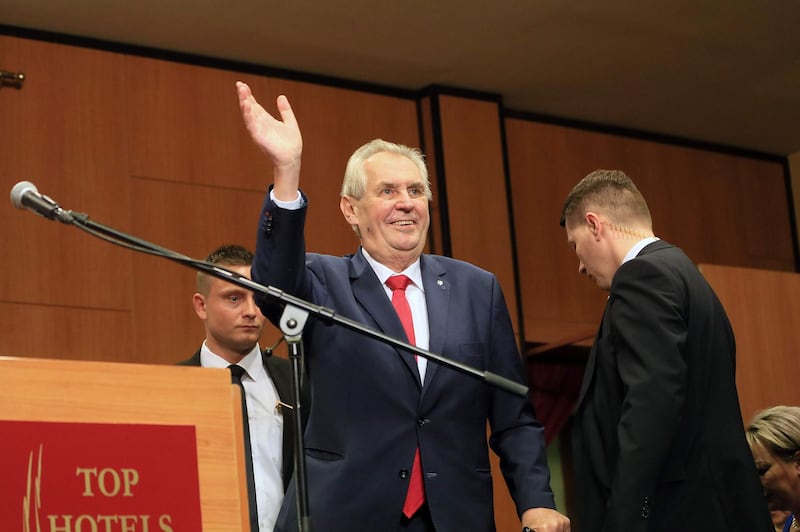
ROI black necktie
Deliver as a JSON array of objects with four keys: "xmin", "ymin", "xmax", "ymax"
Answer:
[{"xmin": 228, "ymin": 364, "xmax": 258, "ymax": 531}]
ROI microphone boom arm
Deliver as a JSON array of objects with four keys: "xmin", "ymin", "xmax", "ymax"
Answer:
[
  {"xmin": 12, "ymin": 183, "xmax": 529, "ymax": 532},
  {"xmin": 74, "ymin": 213, "xmax": 526, "ymax": 394},
  {"xmin": 62, "ymin": 211, "xmax": 527, "ymax": 396}
]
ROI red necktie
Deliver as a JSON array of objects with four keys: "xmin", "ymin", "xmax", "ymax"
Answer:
[{"xmin": 386, "ymin": 275, "xmax": 425, "ymax": 517}]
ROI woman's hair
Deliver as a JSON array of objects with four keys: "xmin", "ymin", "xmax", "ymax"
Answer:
[{"xmin": 746, "ymin": 405, "xmax": 800, "ymax": 461}]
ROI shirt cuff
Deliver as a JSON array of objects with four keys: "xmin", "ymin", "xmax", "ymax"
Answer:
[{"xmin": 269, "ymin": 189, "xmax": 304, "ymax": 210}]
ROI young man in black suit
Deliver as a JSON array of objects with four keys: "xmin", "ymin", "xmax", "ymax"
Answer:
[
  {"xmin": 561, "ymin": 170, "xmax": 772, "ymax": 532},
  {"xmin": 179, "ymin": 244, "xmax": 303, "ymax": 532}
]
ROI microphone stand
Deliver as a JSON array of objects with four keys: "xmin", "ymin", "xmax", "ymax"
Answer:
[{"xmin": 53, "ymin": 210, "xmax": 529, "ymax": 532}]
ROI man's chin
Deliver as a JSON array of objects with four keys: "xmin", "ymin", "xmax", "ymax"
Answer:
[{"xmin": 231, "ymin": 338, "xmax": 260, "ymax": 353}]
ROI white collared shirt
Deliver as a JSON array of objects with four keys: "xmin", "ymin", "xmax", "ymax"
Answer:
[
  {"xmin": 623, "ymin": 236, "xmax": 660, "ymax": 265},
  {"xmin": 362, "ymin": 248, "xmax": 430, "ymax": 383},
  {"xmin": 200, "ymin": 343, "xmax": 284, "ymax": 532}
]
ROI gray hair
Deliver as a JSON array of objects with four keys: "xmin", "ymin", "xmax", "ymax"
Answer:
[{"xmin": 340, "ymin": 138, "xmax": 431, "ymax": 200}]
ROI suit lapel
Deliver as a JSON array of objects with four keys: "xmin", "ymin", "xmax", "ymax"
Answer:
[
  {"xmin": 574, "ymin": 239, "xmax": 672, "ymax": 408},
  {"xmin": 261, "ymin": 351, "xmax": 295, "ymax": 490},
  {"xmin": 180, "ymin": 349, "xmax": 202, "ymax": 366},
  {"xmin": 575, "ymin": 305, "xmax": 607, "ymax": 409},
  {"xmin": 419, "ymin": 255, "xmax": 448, "ymax": 393},
  {"xmin": 349, "ymin": 251, "xmax": 422, "ymax": 386},
  {"xmin": 263, "ymin": 353, "xmax": 290, "ymax": 403}
]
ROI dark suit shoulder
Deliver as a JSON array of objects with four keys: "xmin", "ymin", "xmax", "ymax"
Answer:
[
  {"xmin": 176, "ymin": 349, "xmax": 202, "ymax": 366},
  {"xmin": 630, "ymin": 241, "xmax": 705, "ymax": 285},
  {"xmin": 263, "ymin": 352, "xmax": 291, "ymax": 371},
  {"xmin": 262, "ymin": 352, "xmax": 293, "ymax": 393},
  {"xmin": 422, "ymin": 252, "xmax": 488, "ymax": 274}
]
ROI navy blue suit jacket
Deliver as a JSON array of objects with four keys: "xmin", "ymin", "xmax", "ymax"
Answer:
[{"xmin": 253, "ymin": 193, "xmax": 555, "ymax": 532}]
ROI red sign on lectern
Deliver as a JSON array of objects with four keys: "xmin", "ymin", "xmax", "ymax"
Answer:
[{"xmin": 0, "ymin": 420, "xmax": 202, "ymax": 531}]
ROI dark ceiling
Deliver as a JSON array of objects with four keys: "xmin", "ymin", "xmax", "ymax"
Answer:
[{"xmin": 3, "ymin": 1, "xmax": 799, "ymax": 156}]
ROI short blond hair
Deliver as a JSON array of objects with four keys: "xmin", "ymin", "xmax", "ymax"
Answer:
[
  {"xmin": 560, "ymin": 169, "xmax": 652, "ymax": 229},
  {"xmin": 746, "ymin": 405, "xmax": 800, "ymax": 461},
  {"xmin": 196, "ymin": 244, "xmax": 254, "ymax": 295}
]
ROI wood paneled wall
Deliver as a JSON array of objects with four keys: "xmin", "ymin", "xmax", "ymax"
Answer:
[
  {"xmin": 419, "ymin": 91, "xmax": 523, "ymax": 531},
  {"xmin": 699, "ymin": 264, "xmax": 800, "ymax": 420},
  {"xmin": 420, "ymin": 93, "xmax": 520, "ymax": 338},
  {"xmin": 2, "ymin": 31, "xmax": 796, "ymax": 528},
  {"xmin": 4, "ymin": 33, "xmax": 791, "ymax": 383},
  {"xmin": 0, "ymin": 35, "xmax": 420, "ymax": 363},
  {"xmin": 505, "ymin": 119, "xmax": 793, "ymax": 347},
  {"xmin": 1, "ymin": 37, "xmax": 134, "ymax": 360}
]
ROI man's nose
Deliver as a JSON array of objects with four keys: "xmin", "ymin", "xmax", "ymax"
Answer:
[
  {"xmin": 243, "ymin": 296, "xmax": 259, "ymax": 316},
  {"xmin": 578, "ymin": 262, "xmax": 587, "ymax": 276},
  {"xmin": 395, "ymin": 189, "xmax": 415, "ymax": 206}
]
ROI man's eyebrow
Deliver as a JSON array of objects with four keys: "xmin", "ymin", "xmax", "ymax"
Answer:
[
  {"xmin": 374, "ymin": 181, "xmax": 425, "ymax": 189},
  {"xmin": 218, "ymin": 286, "xmax": 247, "ymax": 294}
]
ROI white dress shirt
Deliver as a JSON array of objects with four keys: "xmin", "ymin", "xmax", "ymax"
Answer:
[
  {"xmin": 200, "ymin": 343, "xmax": 284, "ymax": 531},
  {"xmin": 362, "ymin": 249, "xmax": 430, "ymax": 383},
  {"xmin": 623, "ymin": 236, "xmax": 660, "ymax": 264}
]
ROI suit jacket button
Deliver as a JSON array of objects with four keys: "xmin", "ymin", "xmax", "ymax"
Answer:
[
  {"xmin": 641, "ymin": 496, "xmax": 650, "ymax": 519},
  {"xmin": 417, "ymin": 418, "xmax": 429, "ymax": 427},
  {"xmin": 399, "ymin": 469, "xmax": 409, "ymax": 479},
  {"xmin": 262, "ymin": 211, "xmax": 274, "ymax": 234}
]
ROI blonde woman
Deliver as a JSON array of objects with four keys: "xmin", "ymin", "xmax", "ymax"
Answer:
[{"xmin": 747, "ymin": 406, "xmax": 800, "ymax": 531}]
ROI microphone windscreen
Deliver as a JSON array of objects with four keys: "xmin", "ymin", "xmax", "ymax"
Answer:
[{"xmin": 10, "ymin": 180, "xmax": 37, "ymax": 209}]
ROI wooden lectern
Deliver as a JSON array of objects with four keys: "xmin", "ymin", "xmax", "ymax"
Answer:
[{"xmin": 0, "ymin": 356, "xmax": 250, "ymax": 531}]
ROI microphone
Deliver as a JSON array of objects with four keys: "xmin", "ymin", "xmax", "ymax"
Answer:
[{"xmin": 10, "ymin": 181, "xmax": 76, "ymax": 224}]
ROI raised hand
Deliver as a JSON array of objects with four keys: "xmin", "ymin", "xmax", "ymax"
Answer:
[{"xmin": 236, "ymin": 81, "xmax": 302, "ymax": 198}]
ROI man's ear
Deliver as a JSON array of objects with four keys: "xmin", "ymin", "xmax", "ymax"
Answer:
[
  {"xmin": 340, "ymin": 195, "xmax": 358, "ymax": 224},
  {"xmin": 192, "ymin": 293, "xmax": 207, "ymax": 319},
  {"xmin": 585, "ymin": 212, "xmax": 602, "ymax": 237}
]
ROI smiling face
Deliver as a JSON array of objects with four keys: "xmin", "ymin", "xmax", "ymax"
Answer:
[
  {"xmin": 751, "ymin": 443, "xmax": 800, "ymax": 514},
  {"xmin": 340, "ymin": 151, "xmax": 430, "ymax": 272},
  {"xmin": 193, "ymin": 264, "xmax": 265, "ymax": 363}
]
